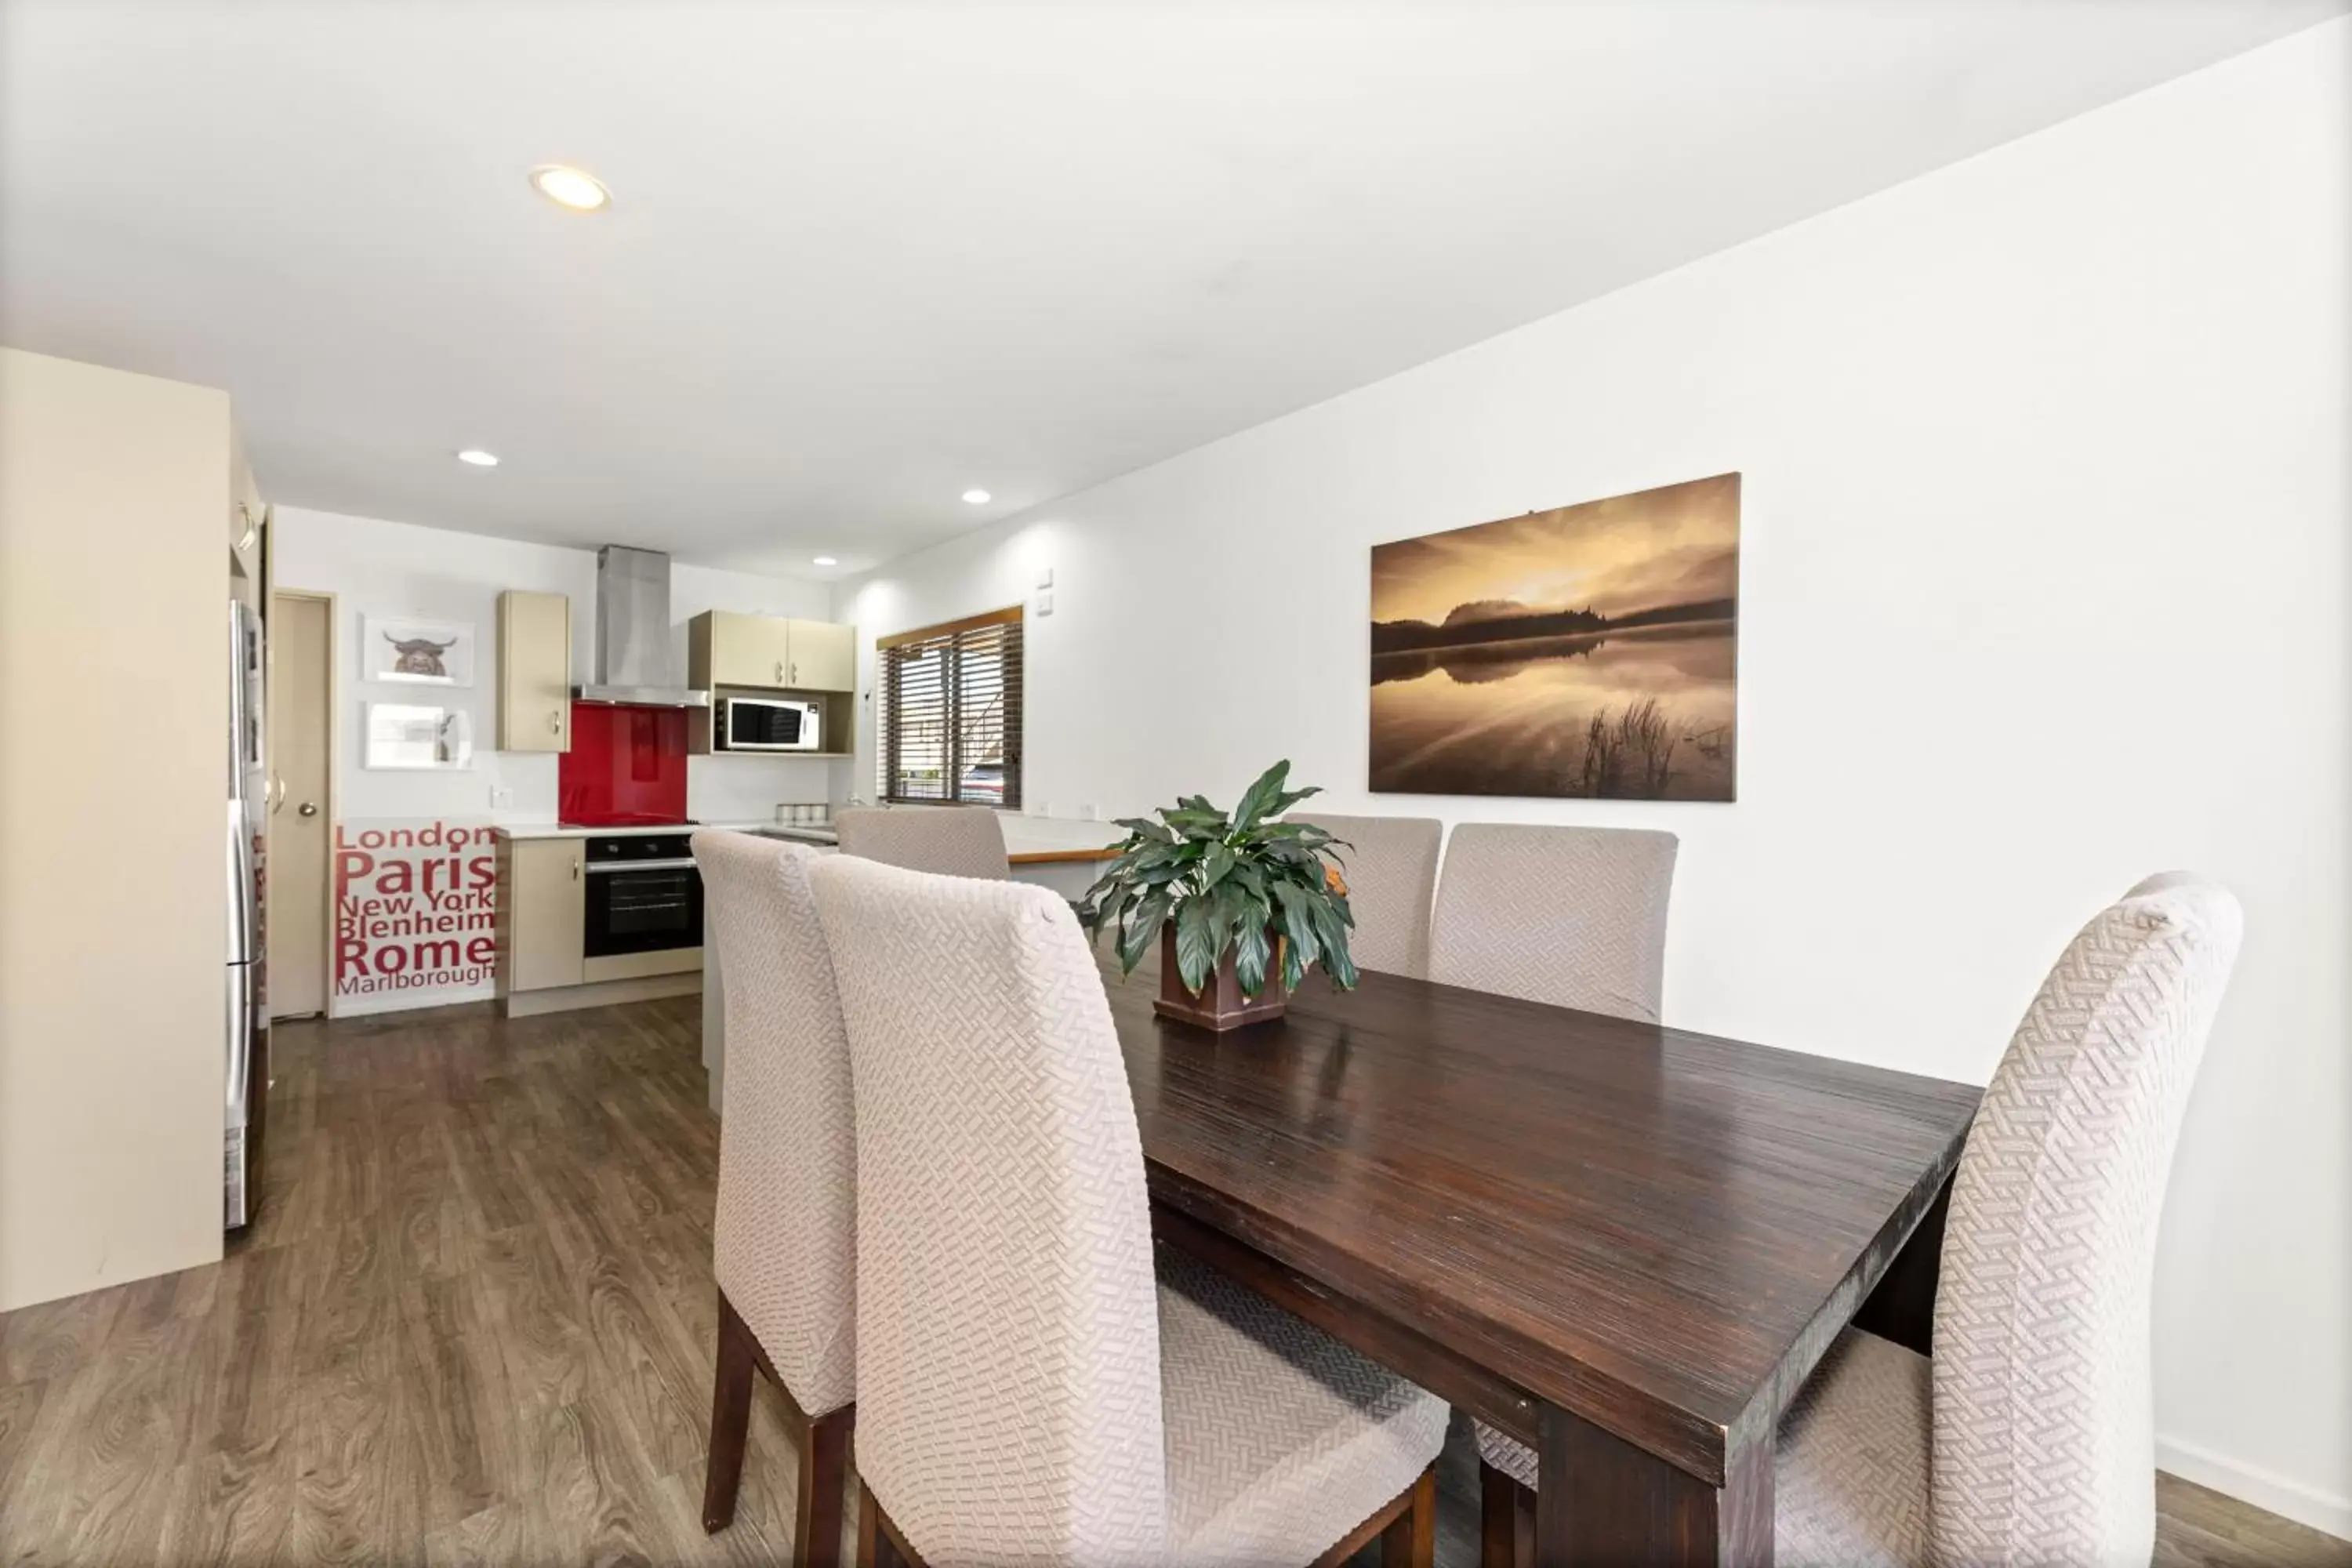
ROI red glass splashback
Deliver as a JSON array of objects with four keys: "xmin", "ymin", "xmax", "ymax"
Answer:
[{"xmin": 559, "ymin": 703, "xmax": 688, "ymax": 826}]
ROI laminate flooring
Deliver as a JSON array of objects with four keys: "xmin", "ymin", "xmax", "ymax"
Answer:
[{"xmin": 0, "ymin": 997, "xmax": 2342, "ymax": 1566}]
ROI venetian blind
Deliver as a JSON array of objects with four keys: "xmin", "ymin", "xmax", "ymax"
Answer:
[{"xmin": 877, "ymin": 606, "xmax": 1023, "ymax": 809}]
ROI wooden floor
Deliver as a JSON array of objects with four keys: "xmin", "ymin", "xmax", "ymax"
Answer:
[{"xmin": 0, "ymin": 997, "xmax": 2343, "ymax": 1566}]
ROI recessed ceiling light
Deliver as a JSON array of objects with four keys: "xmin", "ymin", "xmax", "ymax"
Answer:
[
  {"xmin": 529, "ymin": 164, "xmax": 611, "ymax": 212},
  {"xmin": 812, "ymin": 555, "xmax": 838, "ymax": 567},
  {"xmin": 456, "ymin": 448, "xmax": 500, "ymax": 466},
  {"xmin": 961, "ymin": 489, "xmax": 991, "ymax": 505}
]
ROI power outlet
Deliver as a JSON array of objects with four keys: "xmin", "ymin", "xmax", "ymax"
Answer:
[{"xmin": 1035, "ymin": 592, "xmax": 1054, "ymax": 617}]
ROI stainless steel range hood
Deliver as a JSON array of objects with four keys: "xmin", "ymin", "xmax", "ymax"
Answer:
[{"xmin": 573, "ymin": 545, "xmax": 710, "ymax": 707}]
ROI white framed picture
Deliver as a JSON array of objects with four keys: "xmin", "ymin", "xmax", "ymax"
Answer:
[
  {"xmin": 364, "ymin": 702, "xmax": 475, "ymax": 770},
  {"xmin": 364, "ymin": 614, "xmax": 474, "ymax": 687}
]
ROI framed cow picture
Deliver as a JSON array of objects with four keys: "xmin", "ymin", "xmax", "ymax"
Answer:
[{"xmin": 362, "ymin": 614, "xmax": 474, "ymax": 688}]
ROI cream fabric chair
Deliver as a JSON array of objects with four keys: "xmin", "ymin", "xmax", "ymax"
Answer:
[
  {"xmin": 808, "ymin": 855, "xmax": 1449, "ymax": 1568},
  {"xmin": 833, "ymin": 804, "xmax": 1011, "ymax": 879},
  {"xmin": 1485, "ymin": 874, "xmax": 2245, "ymax": 1568},
  {"xmin": 1430, "ymin": 822, "xmax": 1678, "ymax": 1019},
  {"xmin": 692, "ymin": 831, "xmax": 858, "ymax": 1567},
  {"xmin": 1287, "ymin": 813, "xmax": 1442, "ymax": 978},
  {"xmin": 1439, "ymin": 823, "xmax": 1681, "ymax": 1506}
]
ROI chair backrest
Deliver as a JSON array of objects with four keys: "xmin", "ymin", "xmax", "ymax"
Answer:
[
  {"xmin": 1930, "ymin": 873, "xmax": 2243, "ymax": 1566},
  {"xmin": 1428, "ymin": 824, "xmax": 1678, "ymax": 1020},
  {"xmin": 833, "ymin": 804, "xmax": 1011, "ymax": 879},
  {"xmin": 691, "ymin": 830, "xmax": 856, "ymax": 1416},
  {"xmin": 810, "ymin": 854, "xmax": 1167, "ymax": 1565},
  {"xmin": 1288, "ymin": 813, "xmax": 1442, "ymax": 979}
]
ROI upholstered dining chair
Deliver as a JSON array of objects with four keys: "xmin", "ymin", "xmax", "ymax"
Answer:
[
  {"xmin": 1287, "ymin": 813, "xmax": 1443, "ymax": 978},
  {"xmin": 833, "ymin": 804, "xmax": 1011, "ymax": 879},
  {"xmin": 808, "ymin": 853, "xmax": 1450, "ymax": 1568},
  {"xmin": 1429, "ymin": 822, "xmax": 1679, "ymax": 1018},
  {"xmin": 1435, "ymin": 823, "xmax": 1680, "ymax": 1504},
  {"xmin": 1481, "ymin": 873, "xmax": 2245, "ymax": 1568},
  {"xmin": 692, "ymin": 832, "xmax": 858, "ymax": 1568}
]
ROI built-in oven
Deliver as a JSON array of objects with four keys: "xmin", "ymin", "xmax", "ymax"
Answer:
[
  {"xmin": 583, "ymin": 831, "xmax": 704, "ymax": 959},
  {"xmin": 722, "ymin": 695, "xmax": 822, "ymax": 752}
]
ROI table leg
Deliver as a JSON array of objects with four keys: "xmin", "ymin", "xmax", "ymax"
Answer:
[
  {"xmin": 1533, "ymin": 1404, "xmax": 1772, "ymax": 1567},
  {"xmin": 1852, "ymin": 1174, "xmax": 1951, "ymax": 1357}
]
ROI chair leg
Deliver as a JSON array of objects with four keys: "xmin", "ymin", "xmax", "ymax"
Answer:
[
  {"xmin": 702, "ymin": 1291, "xmax": 758, "ymax": 1533},
  {"xmin": 796, "ymin": 1405, "xmax": 854, "ymax": 1568},
  {"xmin": 860, "ymin": 1486, "xmax": 922, "ymax": 1568},
  {"xmin": 1381, "ymin": 1463, "xmax": 1438, "ymax": 1568},
  {"xmin": 856, "ymin": 1486, "xmax": 880, "ymax": 1568},
  {"xmin": 1479, "ymin": 1459, "xmax": 1525, "ymax": 1568}
]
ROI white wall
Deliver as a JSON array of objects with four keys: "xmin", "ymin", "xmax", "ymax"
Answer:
[
  {"xmin": 838, "ymin": 23, "xmax": 2352, "ymax": 1534},
  {"xmin": 272, "ymin": 508, "xmax": 841, "ymax": 826},
  {"xmin": 0, "ymin": 350, "xmax": 232, "ymax": 1310}
]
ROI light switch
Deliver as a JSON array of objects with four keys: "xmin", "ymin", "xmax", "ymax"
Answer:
[
  {"xmin": 1036, "ymin": 592, "xmax": 1054, "ymax": 616},
  {"xmin": 1036, "ymin": 565, "xmax": 1054, "ymax": 590}
]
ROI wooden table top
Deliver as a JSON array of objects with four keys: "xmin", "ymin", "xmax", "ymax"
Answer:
[{"xmin": 1098, "ymin": 949, "xmax": 1981, "ymax": 1485}]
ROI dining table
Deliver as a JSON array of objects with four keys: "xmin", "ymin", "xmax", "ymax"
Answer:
[{"xmin": 1097, "ymin": 945, "xmax": 1983, "ymax": 1568}]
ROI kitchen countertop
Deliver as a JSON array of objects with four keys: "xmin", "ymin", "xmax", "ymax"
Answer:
[{"xmin": 495, "ymin": 813, "xmax": 1126, "ymax": 866}]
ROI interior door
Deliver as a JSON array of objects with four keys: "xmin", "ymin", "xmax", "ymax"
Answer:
[{"xmin": 267, "ymin": 591, "xmax": 332, "ymax": 1018}]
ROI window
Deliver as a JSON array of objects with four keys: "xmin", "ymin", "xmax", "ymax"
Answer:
[{"xmin": 877, "ymin": 606, "xmax": 1023, "ymax": 809}]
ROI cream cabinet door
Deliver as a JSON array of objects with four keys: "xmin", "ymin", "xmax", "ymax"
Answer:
[
  {"xmin": 785, "ymin": 619, "xmax": 855, "ymax": 692},
  {"xmin": 707, "ymin": 611, "xmax": 793, "ymax": 688},
  {"xmin": 508, "ymin": 838, "xmax": 586, "ymax": 991},
  {"xmin": 498, "ymin": 590, "xmax": 572, "ymax": 751}
]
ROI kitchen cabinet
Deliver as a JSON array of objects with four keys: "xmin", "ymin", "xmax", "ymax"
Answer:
[
  {"xmin": 786, "ymin": 619, "xmax": 855, "ymax": 691},
  {"xmin": 688, "ymin": 611, "xmax": 856, "ymax": 693},
  {"xmin": 497, "ymin": 590, "xmax": 572, "ymax": 751},
  {"xmin": 502, "ymin": 837, "xmax": 584, "ymax": 991}
]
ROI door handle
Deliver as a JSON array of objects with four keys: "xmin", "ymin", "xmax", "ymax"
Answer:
[
  {"xmin": 297, "ymin": 801, "xmax": 319, "ymax": 818},
  {"xmin": 269, "ymin": 776, "xmax": 287, "ymax": 814}
]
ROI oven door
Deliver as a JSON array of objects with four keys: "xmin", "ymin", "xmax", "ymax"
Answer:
[{"xmin": 583, "ymin": 858, "xmax": 704, "ymax": 958}]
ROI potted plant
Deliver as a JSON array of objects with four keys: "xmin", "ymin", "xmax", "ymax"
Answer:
[{"xmin": 1076, "ymin": 760, "xmax": 1359, "ymax": 1030}]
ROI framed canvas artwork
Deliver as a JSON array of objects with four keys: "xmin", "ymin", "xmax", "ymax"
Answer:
[
  {"xmin": 1369, "ymin": 473, "xmax": 1739, "ymax": 801},
  {"xmin": 364, "ymin": 702, "xmax": 475, "ymax": 770},
  {"xmin": 363, "ymin": 615, "xmax": 474, "ymax": 687}
]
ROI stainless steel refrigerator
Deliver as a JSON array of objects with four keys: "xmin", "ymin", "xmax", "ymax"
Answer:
[{"xmin": 226, "ymin": 597, "xmax": 268, "ymax": 1229}]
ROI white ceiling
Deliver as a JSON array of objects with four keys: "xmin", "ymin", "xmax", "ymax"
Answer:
[{"xmin": 2, "ymin": 2, "xmax": 2341, "ymax": 580}]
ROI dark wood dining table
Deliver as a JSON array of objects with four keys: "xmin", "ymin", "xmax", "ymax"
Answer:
[{"xmin": 1098, "ymin": 948, "xmax": 1982, "ymax": 1568}]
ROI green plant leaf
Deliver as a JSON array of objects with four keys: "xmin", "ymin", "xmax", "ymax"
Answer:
[
  {"xmin": 1200, "ymin": 842, "xmax": 1236, "ymax": 888},
  {"xmin": 1173, "ymin": 898, "xmax": 1217, "ymax": 993},
  {"xmin": 1233, "ymin": 917, "xmax": 1271, "ymax": 996},
  {"xmin": 1281, "ymin": 935, "xmax": 1308, "ymax": 992},
  {"xmin": 1265, "ymin": 784, "xmax": 1323, "ymax": 818},
  {"xmin": 1229, "ymin": 759, "xmax": 1291, "ymax": 832},
  {"xmin": 1119, "ymin": 891, "xmax": 1167, "ymax": 974},
  {"xmin": 1112, "ymin": 817, "xmax": 1174, "ymax": 844},
  {"xmin": 1309, "ymin": 896, "xmax": 1359, "ymax": 989},
  {"xmin": 1270, "ymin": 879, "xmax": 1322, "ymax": 973}
]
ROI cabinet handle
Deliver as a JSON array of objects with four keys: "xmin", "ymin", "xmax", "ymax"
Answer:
[
  {"xmin": 572, "ymin": 858, "xmax": 582, "ymax": 880},
  {"xmin": 548, "ymin": 709, "xmax": 562, "ymax": 735},
  {"xmin": 775, "ymin": 659, "xmax": 786, "ymax": 684},
  {"xmin": 790, "ymin": 661, "xmax": 799, "ymax": 684}
]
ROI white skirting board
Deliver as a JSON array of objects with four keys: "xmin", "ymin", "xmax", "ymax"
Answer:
[{"xmin": 2158, "ymin": 1435, "xmax": 2352, "ymax": 1543}]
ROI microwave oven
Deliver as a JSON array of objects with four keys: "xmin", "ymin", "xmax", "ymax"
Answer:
[{"xmin": 722, "ymin": 696, "xmax": 823, "ymax": 752}]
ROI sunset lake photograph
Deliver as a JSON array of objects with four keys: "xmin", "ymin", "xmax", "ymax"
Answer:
[{"xmin": 1369, "ymin": 473, "xmax": 1740, "ymax": 800}]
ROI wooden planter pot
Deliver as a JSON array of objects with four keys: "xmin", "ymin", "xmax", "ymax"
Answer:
[{"xmin": 1153, "ymin": 921, "xmax": 1290, "ymax": 1032}]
